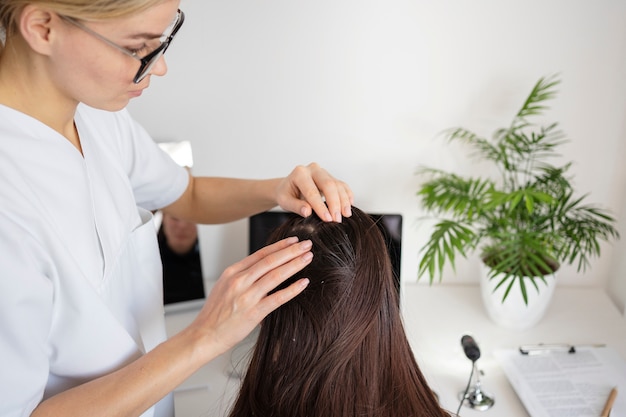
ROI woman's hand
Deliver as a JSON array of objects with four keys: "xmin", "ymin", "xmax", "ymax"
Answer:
[
  {"xmin": 188, "ymin": 237, "xmax": 312, "ymax": 359},
  {"xmin": 275, "ymin": 162, "xmax": 353, "ymax": 223},
  {"xmin": 30, "ymin": 238, "xmax": 311, "ymax": 417}
]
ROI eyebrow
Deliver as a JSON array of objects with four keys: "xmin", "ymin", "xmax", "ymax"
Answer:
[{"xmin": 128, "ymin": 32, "xmax": 163, "ymax": 40}]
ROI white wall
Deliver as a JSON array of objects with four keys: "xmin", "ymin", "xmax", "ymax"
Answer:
[
  {"xmin": 609, "ymin": 177, "xmax": 626, "ymax": 314},
  {"xmin": 128, "ymin": 0, "xmax": 626, "ymax": 310}
]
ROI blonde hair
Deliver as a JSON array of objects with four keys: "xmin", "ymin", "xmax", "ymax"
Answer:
[{"xmin": 0, "ymin": 0, "xmax": 164, "ymax": 48}]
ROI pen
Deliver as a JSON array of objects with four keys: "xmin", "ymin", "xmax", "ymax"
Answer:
[{"xmin": 601, "ymin": 387, "xmax": 618, "ymax": 417}]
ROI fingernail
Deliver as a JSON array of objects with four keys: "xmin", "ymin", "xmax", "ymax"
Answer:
[
  {"xmin": 300, "ymin": 240, "xmax": 312, "ymax": 250},
  {"xmin": 302, "ymin": 252, "xmax": 313, "ymax": 262},
  {"xmin": 344, "ymin": 206, "xmax": 352, "ymax": 217},
  {"xmin": 301, "ymin": 206, "xmax": 312, "ymax": 217},
  {"xmin": 300, "ymin": 278, "xmax": 310, "ymax": 288},
  {"xmin": 334, "ymin": 212, "xmax": 342, "ymax": 223},
  {"xmin": 324, "ymin": 212, "xmax": 333, "ymax": 222}
]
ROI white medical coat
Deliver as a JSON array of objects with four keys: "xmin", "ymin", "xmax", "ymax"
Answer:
[{"xmin": 0, "ymin": 104, "xmax": 189, "ymax": 417}]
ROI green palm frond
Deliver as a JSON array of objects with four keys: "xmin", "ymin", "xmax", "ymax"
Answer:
[
  {"xmin": 443, "ymin": 128, "xmax": 504, "ymax": 163},
  {"xmin": 514, "ymin": 74, "xmax": 561, "ymax": 122},
  {"xmin": 417, "ymin": 169, "xmax": 493, "ymax": 220},
  {"xmin": 553, "ymin": 193, "xmax": 621, "ymax": 270},
  {"xmin": 416, "ymin": 75, "xmax": 620, "ymax": 304},
  {"xmin": 417, "ymin": 220, "xmax": 478, "ymax": 283}
]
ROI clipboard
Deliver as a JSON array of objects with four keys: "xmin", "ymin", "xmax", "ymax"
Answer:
[
  {"xmin": 518, "ymin": 343, "xmax": 606, "ymax": 355},
  {"xmin": 494, "ymin": 345, "xmax": 626, "ymax": 417}
]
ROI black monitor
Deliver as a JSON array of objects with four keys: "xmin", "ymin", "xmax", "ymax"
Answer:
[{"xmin": 248, "ymin": 211, "xmax": 402, "ymax": 295}]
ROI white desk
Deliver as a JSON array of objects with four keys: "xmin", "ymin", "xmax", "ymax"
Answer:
[{"xmin": 165, "ymin": 284, "xmax": 626, "ymax": 417}]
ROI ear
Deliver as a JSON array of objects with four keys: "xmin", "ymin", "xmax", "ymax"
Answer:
[{"xmin": 18, "ymin": 5, "xmax": 56, "ymax": 55}]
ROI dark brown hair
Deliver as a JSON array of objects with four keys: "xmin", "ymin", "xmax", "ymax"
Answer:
[{"xmin": 228, "ymin": 207, "xmax": 450, "ymax": 417}]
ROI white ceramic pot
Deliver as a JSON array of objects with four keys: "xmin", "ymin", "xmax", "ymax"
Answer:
[{"xmin": 480, "ymin": 263, "xmax": 557, "ymax": 330}]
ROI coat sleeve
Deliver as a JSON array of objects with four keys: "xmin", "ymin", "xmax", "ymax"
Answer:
[
  {"xmin": 122, "ymin": 110, "xmax": 190, "ymax": 211},
  {"xmin": 0, "ymin": 214, "xmax": 54, "ymax": 417}
]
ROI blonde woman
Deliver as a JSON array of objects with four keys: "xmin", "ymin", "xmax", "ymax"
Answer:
[{"xmin": 0, "ymin": 1, "xmax": 353, "ymax": 416}]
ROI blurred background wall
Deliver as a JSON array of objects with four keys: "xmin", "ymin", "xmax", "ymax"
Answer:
[{"xmin": 128, "ymin": 0, "xmax": 626, "ymax": 312}]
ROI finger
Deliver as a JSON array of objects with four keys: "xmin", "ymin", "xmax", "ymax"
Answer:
[
  {"xmin": 313, "ymin": 181, "xmax": 353, "ymax": 223},
  {"xmin": 325, "ymin": 181, "xmax": 353, "ymax": 221},
  {"xmin": 338, "ymin": 182, "xmax": 354, "ymax": 218},
  {"xmin": 234, "ymin": 236, "xmax": 299, "ymax": 272},
  {"xmin": 246, "ymin": 248, "xmax": 313, "ymax": 297},
  {"xmin": 241, "ymin": 239, "xmax": 312, "ymax": 291},
  {"xmin": 315, "ymin": 179, "xmax": 341, "ymax": 223},
  {"xmin": 217, "ymin": 238, "xmax": 311, "ymax": 305},
  {"xmin": 305, "ymin": 163, "xmax": 352, "ymax": 222},
  {"xmin": 295, "ymin": 174, "xmax": 333, "ymax": 222},
  {"xmin": 255, "ymin": 278, "xmax": 310, "ymax": 318}
]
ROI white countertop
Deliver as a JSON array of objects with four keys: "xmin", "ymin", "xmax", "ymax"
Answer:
[{"xmin": 165, "ymin": 283, "xmax": 626, "ymax": 417}]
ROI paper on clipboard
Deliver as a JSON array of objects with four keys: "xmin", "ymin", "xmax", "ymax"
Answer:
[{"xmin": 494, "ymin": 346, "xmax": 626, "ymax": 417}]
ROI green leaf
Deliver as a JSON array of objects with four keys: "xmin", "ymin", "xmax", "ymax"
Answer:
[
  {"xmin": 417, "ymin": 220, "xmax": 477, "ymax": 283},
  {"xmin": 518, "ymin": 277, "xmax": 529, "ymax": 305}
]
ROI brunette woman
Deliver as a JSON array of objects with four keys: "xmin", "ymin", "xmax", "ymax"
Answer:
[{"xmin": 228, "ymin": 207, "xmax": 451, "ymax": 417}]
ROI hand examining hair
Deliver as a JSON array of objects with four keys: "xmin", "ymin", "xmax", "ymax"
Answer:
[
  {"xmin": 275, "ymin": 162, "xmax": 353, "ymax": 223},
  {"xmin": 187, "ymin": 237, "xmax": 312, "ymax": 358}
]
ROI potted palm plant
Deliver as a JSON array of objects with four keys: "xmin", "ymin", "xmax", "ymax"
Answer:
[{"xmin": 416, "ymin": 75, "xmax": 620, "ymax": 328}]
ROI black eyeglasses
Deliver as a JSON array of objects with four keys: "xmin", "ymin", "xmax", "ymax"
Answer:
[{"xmin": 59, "ymin": 9, "xmax": 185, "ymax": 84}]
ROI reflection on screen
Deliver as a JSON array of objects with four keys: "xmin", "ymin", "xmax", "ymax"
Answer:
[
  {"xmin": 156, "ymin": 141, "xmax": 207, "ymax": 312},
  {"xmin": 158, "ymin": 212, "xmax": 205, "ymax": 305}
]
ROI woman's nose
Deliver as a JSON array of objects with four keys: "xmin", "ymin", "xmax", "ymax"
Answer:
[{"xmin": 150, "ymin": 55, "xmax": 168, "ymax": 77}]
